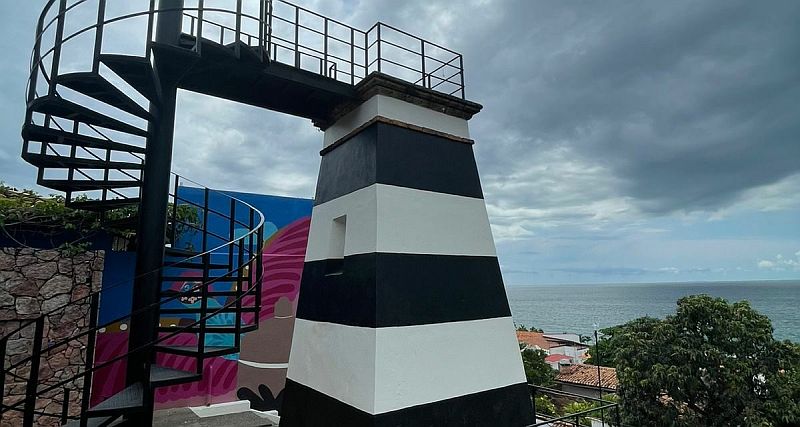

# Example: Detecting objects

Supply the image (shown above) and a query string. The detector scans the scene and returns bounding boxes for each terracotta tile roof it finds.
[516,331,554,350]
[545,354,572,363]
[556,364,618,391]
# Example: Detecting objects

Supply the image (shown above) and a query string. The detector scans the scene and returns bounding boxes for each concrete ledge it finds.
[189,400,252,418]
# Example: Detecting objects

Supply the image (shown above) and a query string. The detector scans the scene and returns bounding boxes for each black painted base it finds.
[280,379,535,427]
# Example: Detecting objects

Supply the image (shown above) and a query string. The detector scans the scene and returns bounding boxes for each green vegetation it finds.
[534,394,557,416]
[0,183,198,252]
[521,345,555,387]
[593,294,800,426]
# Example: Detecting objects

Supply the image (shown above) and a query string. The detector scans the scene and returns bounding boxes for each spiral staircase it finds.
[2,1,273,426]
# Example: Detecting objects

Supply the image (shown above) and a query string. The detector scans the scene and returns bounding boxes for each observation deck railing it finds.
[28,0,466,112]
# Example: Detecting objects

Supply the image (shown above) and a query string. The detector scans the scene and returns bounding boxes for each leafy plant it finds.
[534,394,557,416]
[521,347,556,387]
[0,183,199,252]
[610,295,800,426]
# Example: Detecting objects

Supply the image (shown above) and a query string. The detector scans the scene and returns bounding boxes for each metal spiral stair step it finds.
[164,247,202,258]
[29,95,149,137]
[168,260,231,269]
[159,306,258,314]
[99,54,161,103]
[63,415,119,427]
[153,344,239,358]
[161,275,248,283]
[150,365,201,387]
[85,382,144,417]
[159,289,253,298]
[58,72,154,121]
[38,178,141,192]
[22,124,147,154]
[22,152,143,170]
[157,324,258,334]
[67,197,141,211]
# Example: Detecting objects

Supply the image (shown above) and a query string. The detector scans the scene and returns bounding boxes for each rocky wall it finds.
[0,248,104,427]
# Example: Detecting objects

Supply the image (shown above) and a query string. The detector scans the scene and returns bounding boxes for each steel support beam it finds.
[126,1,183,424]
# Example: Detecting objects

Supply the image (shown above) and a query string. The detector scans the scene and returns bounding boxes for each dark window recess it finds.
[325,215,346,275]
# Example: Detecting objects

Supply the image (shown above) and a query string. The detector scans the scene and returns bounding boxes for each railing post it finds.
[293,6,300,68]
[195,0,204,55]
[350,28,355,85]
[376,23,381,73]
[228,199,236,272]
[266,0,273,62]
[235,0,242,57]
[79,293,100,427]
[255,224,263,315]
[25,1,49,116]
[198,188,210,363]
[420,40,426,88]
[0,337,7,424]
[170,175,180,247]
[614,406,621,427]
[23,317,45,427]
[92,0,106,73]
[363,32,368,75]
[258,0,265,61]
[459,55,465,99]
[60,388,70,425]
[48,0,68,97]
[323,18,328,77]
[531,386,537,421]
[146,0,156,61]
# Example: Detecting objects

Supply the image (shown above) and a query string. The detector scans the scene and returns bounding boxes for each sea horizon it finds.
[506,279,800,343]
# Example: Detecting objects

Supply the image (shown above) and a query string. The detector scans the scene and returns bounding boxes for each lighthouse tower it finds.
[281,74,535,426]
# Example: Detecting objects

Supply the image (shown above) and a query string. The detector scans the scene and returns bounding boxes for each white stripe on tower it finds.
[304,184,497,261]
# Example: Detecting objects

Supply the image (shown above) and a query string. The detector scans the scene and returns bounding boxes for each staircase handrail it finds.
[0,172,264,343]
[26,0,466,110]
[0,266,263,418]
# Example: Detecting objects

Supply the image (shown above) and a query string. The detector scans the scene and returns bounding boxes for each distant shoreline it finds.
[506,278,800,287]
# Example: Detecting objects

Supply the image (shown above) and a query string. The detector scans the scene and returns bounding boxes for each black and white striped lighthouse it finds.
[280,75,534,426]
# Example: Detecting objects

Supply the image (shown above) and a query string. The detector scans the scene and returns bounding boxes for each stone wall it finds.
[0,248,104,427]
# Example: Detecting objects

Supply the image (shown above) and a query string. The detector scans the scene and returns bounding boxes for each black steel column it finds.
[126,0,184,422]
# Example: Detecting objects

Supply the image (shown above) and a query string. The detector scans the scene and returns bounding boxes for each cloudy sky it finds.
[1,1,798,285]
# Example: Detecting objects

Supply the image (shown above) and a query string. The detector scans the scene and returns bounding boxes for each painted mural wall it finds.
[90,188,312,411]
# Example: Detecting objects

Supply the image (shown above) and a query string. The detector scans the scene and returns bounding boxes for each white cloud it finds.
[757,251,800,271]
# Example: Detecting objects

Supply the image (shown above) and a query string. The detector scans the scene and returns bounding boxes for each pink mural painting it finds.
[90,216,310,410]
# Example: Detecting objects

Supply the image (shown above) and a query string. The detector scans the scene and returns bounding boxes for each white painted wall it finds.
[286,319,378,413]
[373,316,526,414]
[323,94,471,148]
[287,317,527,415]
[305,184,496,262]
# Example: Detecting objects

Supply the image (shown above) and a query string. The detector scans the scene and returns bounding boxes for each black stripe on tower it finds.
[281,379,534,427]
[296,253,512,327]
[314,122,484,205]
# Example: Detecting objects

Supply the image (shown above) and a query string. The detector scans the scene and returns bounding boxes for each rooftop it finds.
[555,364,618,391]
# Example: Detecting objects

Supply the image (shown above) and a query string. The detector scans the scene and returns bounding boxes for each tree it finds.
[611,294,800,426]
[586,320,655,367]
[521,346,555,387]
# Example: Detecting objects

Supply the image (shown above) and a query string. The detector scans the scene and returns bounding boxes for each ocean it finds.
[506,280,800,343]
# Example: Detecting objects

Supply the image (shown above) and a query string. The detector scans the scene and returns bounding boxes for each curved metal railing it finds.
[26,0,466,111]
[0,173,266,425]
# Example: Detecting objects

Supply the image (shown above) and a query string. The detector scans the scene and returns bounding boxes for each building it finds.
[555,364,618,399]
[517,331,590,367]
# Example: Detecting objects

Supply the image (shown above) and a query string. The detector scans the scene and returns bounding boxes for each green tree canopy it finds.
[610,294,800,426]
[521,346,555,387]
